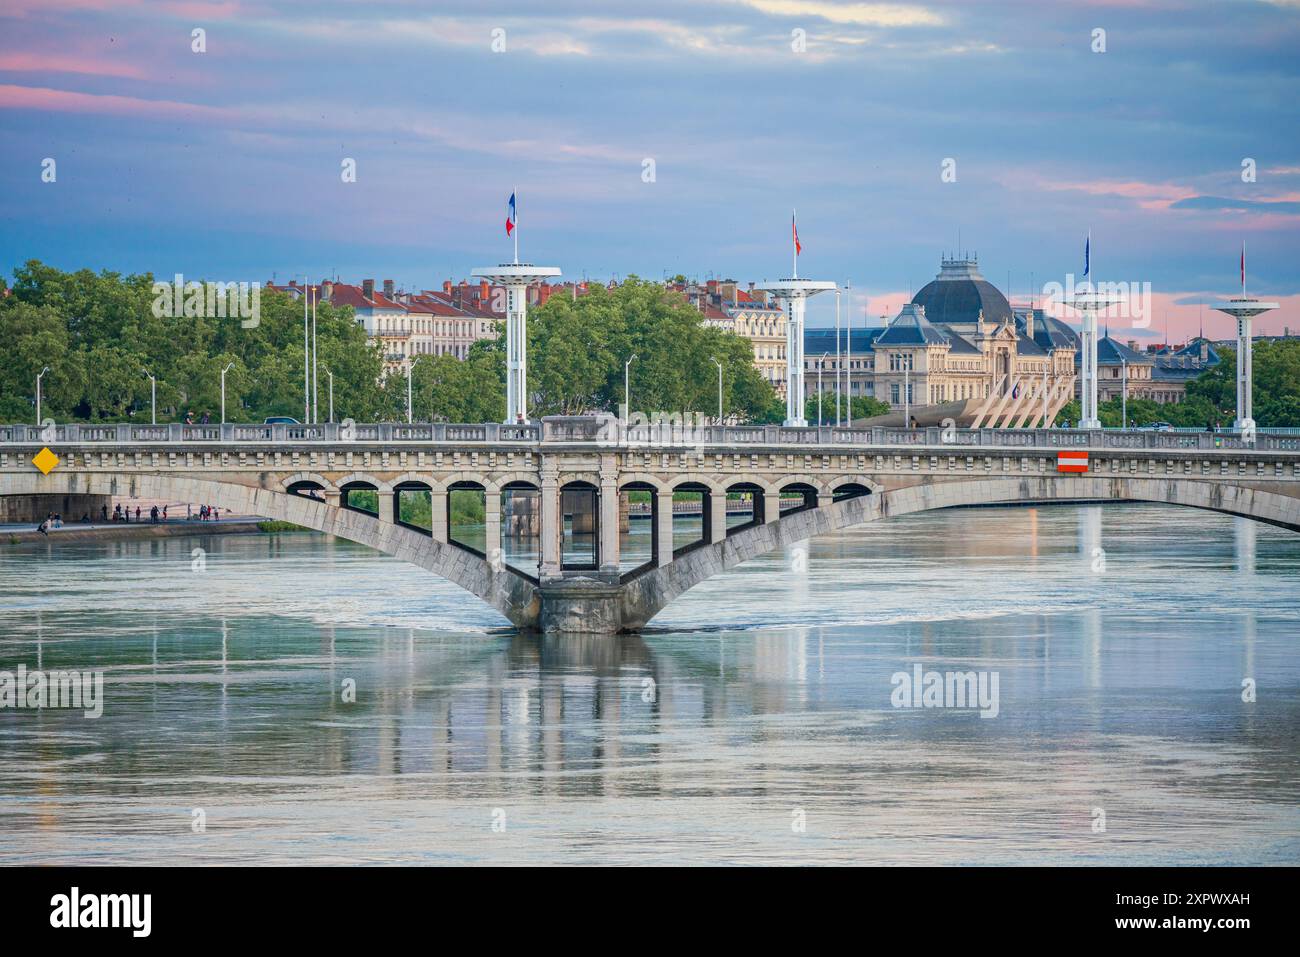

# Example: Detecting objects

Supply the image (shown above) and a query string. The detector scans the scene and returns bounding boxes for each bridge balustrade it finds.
[3,419,1300,452]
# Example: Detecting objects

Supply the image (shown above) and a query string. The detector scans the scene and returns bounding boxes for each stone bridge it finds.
[4,417,1300,633]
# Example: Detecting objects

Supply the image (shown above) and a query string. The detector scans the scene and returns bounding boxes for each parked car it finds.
[263,416,300,425]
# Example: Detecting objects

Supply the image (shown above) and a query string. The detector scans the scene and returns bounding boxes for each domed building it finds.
[911,257,1014,331]
[868,256,1078,424]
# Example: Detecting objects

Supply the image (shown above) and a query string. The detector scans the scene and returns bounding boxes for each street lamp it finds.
[710,357,723,423]
[406,357,413,424]
[1120,356,1128,430]
[817,352,829,426]
[220,362,234,424]
[903,355,911,428]
[326,368,334,424]
[624,354,638,422]
[35,366,49,426]
[834,288,842,426]
[143,369,157,425]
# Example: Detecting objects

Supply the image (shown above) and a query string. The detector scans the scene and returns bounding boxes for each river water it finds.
[1,503,1297,865]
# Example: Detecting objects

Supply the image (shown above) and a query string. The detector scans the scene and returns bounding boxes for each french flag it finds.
[792,212,801,256]
[506,192,516,237]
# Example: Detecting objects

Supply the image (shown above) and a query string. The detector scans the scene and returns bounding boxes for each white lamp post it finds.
[1213,247,1278,434]
[406,357,413,424]
[834,288,841,426]
[1120,357,1127,429]
[624,354,637,421]
[710,357,723,423]
[143,370,156,425]
[326,369,334,423]
[35,366,49,426]
[220,362,234,424]
[817,352,828,426]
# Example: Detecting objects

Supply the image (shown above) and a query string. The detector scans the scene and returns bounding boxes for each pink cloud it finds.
[0,52,147,80]
[0,83,233,121]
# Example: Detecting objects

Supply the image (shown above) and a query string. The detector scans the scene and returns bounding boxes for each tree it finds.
[525,277,778,421]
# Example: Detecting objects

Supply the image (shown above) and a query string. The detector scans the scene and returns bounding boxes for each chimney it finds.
[1024,308,1034,339]
[383,279,394,299]
[1127,340,1137,351]
[322,280,334,302]
[443,280,453,295]
[480,279,490,300]
[451,284,462,309]
[1200,340,1208,362]
[362,278,375,300]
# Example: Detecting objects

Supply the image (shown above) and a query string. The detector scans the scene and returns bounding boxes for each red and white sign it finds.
[1057,451,1089,473]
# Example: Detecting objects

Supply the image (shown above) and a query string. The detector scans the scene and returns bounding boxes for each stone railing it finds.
[1,419,1297,453]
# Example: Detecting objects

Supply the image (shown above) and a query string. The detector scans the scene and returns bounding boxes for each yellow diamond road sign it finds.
[32,447,59,475]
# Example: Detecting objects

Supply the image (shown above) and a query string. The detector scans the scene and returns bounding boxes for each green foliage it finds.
[525,278,779,420]
[800,392,892,425]
[1,260,385,423]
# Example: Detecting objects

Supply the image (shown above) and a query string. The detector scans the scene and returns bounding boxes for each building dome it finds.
[911,257,1012,328]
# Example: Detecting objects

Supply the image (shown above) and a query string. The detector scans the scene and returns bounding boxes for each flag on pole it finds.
[506,192,516,237]
[792,212,801,257]
[1083,232,1090,279]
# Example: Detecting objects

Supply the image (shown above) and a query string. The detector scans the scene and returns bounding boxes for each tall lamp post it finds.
[834,288,842,426]
[710,357,723,423]
[406,357,413,424]
[817,352,828,426]
[624,354,638,422]
[1119,357,1127,430]
[220,362,234,424]
[302,274,310,424]
[1214,245,1278,435]
[311,285,319,423]
[35,366,49,426]
[326,368,334,424]
[143,370,157,425]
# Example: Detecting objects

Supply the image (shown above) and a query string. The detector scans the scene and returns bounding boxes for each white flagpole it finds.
[792,208,798,279]
[513,186,519,265]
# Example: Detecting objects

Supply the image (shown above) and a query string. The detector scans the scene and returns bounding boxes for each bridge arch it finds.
[334,472,390,492]
[279,472,338,494]
[617,473,668,493]
[616,475,1300,630]
[1,471,536,628]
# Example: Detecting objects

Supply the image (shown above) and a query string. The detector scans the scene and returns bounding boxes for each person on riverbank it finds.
[150,505,159,523]
[37,518,48,536]
[135,506,141,522]
[101,503,109,523]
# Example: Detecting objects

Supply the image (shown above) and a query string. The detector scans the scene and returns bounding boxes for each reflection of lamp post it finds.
[220,362,234,424]
[35,366,49,426]
[624,354,638,422]
[143,370,156,425]
[710,357,723,423]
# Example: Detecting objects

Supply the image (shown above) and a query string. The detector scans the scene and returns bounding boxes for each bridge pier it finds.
[656,490,674,566]
[538,578,623,634]
[376,489,395,524]
[431,489,448,543]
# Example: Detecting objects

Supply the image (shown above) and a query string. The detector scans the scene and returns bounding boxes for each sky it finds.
[2,0,1299,341]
